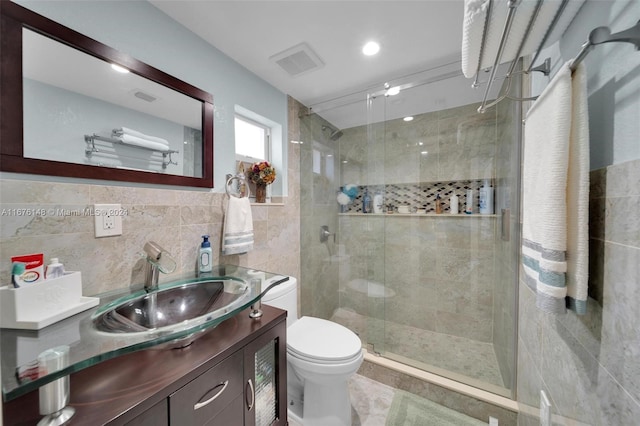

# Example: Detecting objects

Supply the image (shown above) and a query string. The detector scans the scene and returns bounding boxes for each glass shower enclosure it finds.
[299,65,522,398]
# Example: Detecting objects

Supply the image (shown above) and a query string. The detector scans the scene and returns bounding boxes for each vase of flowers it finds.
[248,161,276,203]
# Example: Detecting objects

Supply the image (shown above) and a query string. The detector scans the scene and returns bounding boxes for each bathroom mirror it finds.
[0,2,214,187]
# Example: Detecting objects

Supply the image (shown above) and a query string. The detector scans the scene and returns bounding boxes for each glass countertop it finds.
[1,265,288,401]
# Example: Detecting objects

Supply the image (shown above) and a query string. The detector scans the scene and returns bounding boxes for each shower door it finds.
[299,64,521,398]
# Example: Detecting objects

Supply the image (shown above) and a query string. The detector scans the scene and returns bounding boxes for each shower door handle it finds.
[320,225,335,243]
[501,208,510,241]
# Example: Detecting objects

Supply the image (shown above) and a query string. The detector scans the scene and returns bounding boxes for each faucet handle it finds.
[143,241,177,274]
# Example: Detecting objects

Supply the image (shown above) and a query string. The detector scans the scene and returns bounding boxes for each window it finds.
[235,115,270,163]
[233,105,285,199]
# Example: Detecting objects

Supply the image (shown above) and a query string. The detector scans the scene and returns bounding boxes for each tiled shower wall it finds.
[335,101,503,347]
[0,97,302,296]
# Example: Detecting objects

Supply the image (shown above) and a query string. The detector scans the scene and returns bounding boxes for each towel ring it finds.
[226,175,250,198]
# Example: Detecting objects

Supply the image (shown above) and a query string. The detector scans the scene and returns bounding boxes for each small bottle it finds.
[199,235,212,273]
[45,258,65,279]
[362,188,372,213]
[435,194,442,214]
[465,189,474,214]
[479,179,494,214]
[373,191,384,214]
[450,194,459,214]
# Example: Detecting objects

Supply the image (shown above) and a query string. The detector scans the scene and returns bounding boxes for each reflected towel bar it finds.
[84,134,179,169]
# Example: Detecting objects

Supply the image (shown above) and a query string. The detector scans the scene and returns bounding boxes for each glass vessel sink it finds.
[1,265,289,401]
[93,279,248,337]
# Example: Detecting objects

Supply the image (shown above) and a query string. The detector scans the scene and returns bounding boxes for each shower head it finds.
[322,125,344,141]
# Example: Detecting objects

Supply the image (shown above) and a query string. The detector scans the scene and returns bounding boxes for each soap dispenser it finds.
[199,235,212,273]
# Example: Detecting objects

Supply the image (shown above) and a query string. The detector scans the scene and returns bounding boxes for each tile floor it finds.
[331,308,505,389]
[288,374,486,425]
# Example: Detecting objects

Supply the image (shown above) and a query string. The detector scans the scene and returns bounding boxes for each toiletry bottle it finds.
[465,189,474,214]
[362,188,372,213]
[45,258,65,279]
[435,194,442,214]
[479,179,494,214]
[373,190,384,214]
[450,194,459,214]
[199,235,212,273]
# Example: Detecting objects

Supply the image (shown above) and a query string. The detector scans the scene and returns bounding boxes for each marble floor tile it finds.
[287,374,487,425]
[331,308,505,389]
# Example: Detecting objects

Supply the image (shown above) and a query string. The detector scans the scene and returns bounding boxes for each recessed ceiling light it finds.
[362,41,380,56]
[111,64,129,73]
[403,116,414,122]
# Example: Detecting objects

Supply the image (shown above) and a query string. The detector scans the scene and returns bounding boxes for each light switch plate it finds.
[94,204,123,237]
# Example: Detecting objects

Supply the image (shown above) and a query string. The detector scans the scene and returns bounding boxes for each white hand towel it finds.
[222,196,254,255]
[522,61,589,315]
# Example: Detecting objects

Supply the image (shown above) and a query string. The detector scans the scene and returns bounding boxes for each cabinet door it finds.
[125,400,168,426]
[243,321,287,426]
[169,351,243,425]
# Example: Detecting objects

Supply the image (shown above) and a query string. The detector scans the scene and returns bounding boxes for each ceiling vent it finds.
[270,42,324,77]
[134,90,157,102]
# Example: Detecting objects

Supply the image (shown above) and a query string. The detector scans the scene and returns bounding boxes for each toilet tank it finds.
[262,276,298,327]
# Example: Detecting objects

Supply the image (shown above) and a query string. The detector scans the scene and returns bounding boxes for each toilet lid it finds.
[287,316,362,362]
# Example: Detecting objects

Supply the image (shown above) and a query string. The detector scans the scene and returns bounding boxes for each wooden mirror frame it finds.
[0,2,214,188]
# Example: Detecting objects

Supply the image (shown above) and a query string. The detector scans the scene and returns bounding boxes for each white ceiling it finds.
[150,1,497,129]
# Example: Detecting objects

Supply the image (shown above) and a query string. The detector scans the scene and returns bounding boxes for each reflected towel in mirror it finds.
[113,127,170,148]
[116,133,171,152]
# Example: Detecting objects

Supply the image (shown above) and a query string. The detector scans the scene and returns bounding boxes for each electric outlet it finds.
[540,390,552,426]
[489,416,498,426]
[94,204,123,238]
[103,215,115,229]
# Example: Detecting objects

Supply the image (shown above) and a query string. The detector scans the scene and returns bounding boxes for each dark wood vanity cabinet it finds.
[3,306,287,426]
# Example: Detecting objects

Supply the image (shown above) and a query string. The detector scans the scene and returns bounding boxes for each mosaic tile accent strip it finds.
[343,180,492,214]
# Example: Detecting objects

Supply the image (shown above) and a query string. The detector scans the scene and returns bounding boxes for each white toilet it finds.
[262,276,363,426]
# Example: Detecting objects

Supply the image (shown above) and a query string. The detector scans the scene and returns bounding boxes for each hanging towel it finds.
[522,61,589,315]
[222,196,254,255]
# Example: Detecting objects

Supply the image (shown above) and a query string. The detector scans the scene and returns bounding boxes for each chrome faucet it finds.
[142,241,176,292]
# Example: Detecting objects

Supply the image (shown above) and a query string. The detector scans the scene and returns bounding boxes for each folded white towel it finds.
[117,134,172,152]
[461,0,586,78]
[522,61,589,314]
[113,127,170,148]
[222,196,254,255]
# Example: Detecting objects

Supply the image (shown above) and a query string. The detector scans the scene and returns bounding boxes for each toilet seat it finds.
[287,316,362,364]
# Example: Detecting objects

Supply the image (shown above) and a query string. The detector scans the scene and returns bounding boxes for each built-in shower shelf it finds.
[339,213,498,218]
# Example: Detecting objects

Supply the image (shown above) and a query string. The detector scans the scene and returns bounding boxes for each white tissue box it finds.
[0,271,99,330]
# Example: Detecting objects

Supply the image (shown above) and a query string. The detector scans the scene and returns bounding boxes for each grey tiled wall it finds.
[517,159,640,425]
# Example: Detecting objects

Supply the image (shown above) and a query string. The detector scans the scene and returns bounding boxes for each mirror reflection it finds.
[23,29,203,177]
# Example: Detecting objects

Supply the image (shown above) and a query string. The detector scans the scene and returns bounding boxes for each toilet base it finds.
[287,379,352,426]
